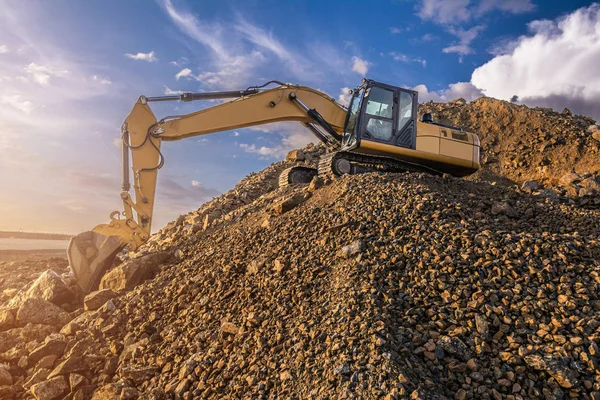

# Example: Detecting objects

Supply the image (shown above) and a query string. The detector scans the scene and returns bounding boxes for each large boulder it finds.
[30,376,69,400]
[28,339,67,365]
[26,270,74,305]
[16,298,72,328]
[7,270,74,310]
[99,252,171,292]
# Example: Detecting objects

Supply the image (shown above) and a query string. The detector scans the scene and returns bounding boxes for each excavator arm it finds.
[68,82,348,293]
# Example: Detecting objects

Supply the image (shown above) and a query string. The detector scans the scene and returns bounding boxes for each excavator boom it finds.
[68,82,348,293]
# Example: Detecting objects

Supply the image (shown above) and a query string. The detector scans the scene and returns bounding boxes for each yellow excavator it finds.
[68,79,480,293]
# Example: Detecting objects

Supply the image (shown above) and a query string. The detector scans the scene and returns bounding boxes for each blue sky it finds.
[1,0,598,233]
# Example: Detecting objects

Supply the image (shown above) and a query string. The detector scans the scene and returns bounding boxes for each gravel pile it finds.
[420,97,600,186]
[1,99,600,399]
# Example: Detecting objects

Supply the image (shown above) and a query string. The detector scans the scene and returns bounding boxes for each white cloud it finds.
[92,75,111,85]
[232,131,240,137]
[175,68,193,80]
[238,123,315,159]
[417,0,470,25]
[351,56,370,76]
[125,51,158,62]
[388,52,427,67]
[443,25,485,55]
[338,87,352,107]
[471,3,600,119]
[1,94,34,114]
[0,45,8,54]
[24,63,68,85]
[389,27,403,34]
[164,86,184,95]
[112,138,121,148]
[414,82,484,103]
[191,180,202,187]
[416,0,535,24]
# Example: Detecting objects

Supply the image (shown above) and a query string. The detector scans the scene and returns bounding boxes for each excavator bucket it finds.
[67,231,126,294]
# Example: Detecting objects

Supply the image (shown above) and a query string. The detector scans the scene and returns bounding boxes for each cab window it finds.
[365,86,394,141]
[398,91,413,132]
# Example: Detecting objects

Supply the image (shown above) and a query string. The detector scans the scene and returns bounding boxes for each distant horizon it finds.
[0,231,73,240]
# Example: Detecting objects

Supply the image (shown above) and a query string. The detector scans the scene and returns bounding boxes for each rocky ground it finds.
[1,100,600,400]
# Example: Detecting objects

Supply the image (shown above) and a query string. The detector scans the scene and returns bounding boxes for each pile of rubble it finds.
[420,97,600,202]
[1,99,600,399]
[1,166,599,399]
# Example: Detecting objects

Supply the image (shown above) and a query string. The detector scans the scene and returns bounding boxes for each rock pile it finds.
[1,99,600,399]
[420,98,600,188]
[2,164,600,399]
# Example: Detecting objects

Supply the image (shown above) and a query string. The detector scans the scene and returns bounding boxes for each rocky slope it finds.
[420,98,600,187]
[1,101,600,400]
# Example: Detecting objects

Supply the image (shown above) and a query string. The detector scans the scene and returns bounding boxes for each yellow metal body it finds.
[357,121,480,176]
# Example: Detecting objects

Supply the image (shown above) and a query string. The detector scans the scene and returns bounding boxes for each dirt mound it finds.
[3,165,600,399]
[2,101,600,399]
[420,98,600,186]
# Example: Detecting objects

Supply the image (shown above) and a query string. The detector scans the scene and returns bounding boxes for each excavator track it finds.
[278,166,318,188]
[318,151,444,179]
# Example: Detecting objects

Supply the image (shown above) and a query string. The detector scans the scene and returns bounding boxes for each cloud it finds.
[175,68,193,80]
[351,56,370,76]
[414,82,484,103]
[417,0,471,24]
[338,87,352,107]
[24,62,68,85]
[125,51,158,62]
[164,86,184,95]
[389,27,403,34]
[92,75,111,85]
[471,3,600,120]
[388,52,427,67]
[416,0,535,24]
[0,45,8,54]
[238,123,315,159]
[443,25,485,55]
[1,94,34,113]
[476,0,535,16]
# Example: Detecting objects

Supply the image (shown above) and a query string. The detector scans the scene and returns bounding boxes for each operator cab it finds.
[342,79,418,151]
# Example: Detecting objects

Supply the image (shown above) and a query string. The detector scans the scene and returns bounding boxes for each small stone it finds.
[220,322,238,335]
[339,239,366,258]
[286,149,305,161]
[0,309,15,331]
[273,193,308,214]
[308,176,323,192]
[0,366,12,386]
[334,363,351,376]
[491,201,517,218]
[455,389,466,400]
[84,289,117,311]
[69,373,86,390]
[521,180,543,192]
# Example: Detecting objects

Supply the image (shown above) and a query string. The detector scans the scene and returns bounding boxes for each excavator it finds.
[68,79,480,293]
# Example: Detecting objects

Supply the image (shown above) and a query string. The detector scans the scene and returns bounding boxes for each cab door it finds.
[359,83,416,150]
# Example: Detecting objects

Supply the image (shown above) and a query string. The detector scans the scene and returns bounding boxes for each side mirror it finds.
[421,113,433,123]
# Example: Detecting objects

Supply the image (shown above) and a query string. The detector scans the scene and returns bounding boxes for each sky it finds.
[1,0,599,234]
